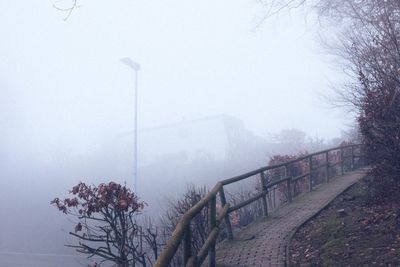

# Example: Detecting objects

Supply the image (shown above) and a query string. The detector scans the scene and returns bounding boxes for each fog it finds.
[1,1,352,266]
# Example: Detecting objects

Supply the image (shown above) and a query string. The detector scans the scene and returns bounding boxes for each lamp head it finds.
[120,57,140,71]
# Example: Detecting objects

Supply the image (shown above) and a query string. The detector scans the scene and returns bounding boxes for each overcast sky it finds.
[0,2,358,262]
[1,0,351,158]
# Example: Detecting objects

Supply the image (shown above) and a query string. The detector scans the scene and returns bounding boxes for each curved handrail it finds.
[153,144,364,267]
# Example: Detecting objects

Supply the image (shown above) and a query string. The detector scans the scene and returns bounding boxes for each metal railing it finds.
[154,144,364,267]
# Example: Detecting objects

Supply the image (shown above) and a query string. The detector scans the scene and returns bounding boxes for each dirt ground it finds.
[289,176,400,266]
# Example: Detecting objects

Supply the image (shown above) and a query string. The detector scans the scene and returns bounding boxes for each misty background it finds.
[0,0,352,266]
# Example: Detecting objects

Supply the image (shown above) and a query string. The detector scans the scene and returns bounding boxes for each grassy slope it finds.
[290,176,400,266]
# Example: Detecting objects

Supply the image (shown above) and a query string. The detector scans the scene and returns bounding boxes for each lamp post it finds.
[120,57,140,194]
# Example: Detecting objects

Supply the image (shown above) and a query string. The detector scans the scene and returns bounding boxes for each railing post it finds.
[259,172,269,217]
[183,224,192,266]
[351,145,355,170]
[325,151,329,182]
[272,186,276,209]
[308,156,313,191]
[219,187,233,240]
[284,165,292,202]
[287,177,292,202]
[208,196,216,267]
[361,145,366,166]
[340,147,344,175]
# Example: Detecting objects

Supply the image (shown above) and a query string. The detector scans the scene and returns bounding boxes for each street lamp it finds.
[120,57,140,194]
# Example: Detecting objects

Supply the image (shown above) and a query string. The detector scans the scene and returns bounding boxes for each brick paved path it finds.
[215,168,369,267]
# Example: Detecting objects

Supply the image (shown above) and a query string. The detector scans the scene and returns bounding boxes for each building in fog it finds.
[113,114,256,168]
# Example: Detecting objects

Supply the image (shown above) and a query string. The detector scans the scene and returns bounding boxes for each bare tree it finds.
[261,0,400,181]
[319,1,400,179]
[160,186,209,267]
[53,0,79,20]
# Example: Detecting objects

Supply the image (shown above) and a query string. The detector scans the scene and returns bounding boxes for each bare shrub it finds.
[51,182,159,267]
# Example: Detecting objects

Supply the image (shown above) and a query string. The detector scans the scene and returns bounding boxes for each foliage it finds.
[161,186,209,267]
[227,186,262,227]
[265,148,351,205]
[261,1,400,187]
[51,182,158,267]
[330,0,400,181]
[268,153,310,203]
[160,185,242,265]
